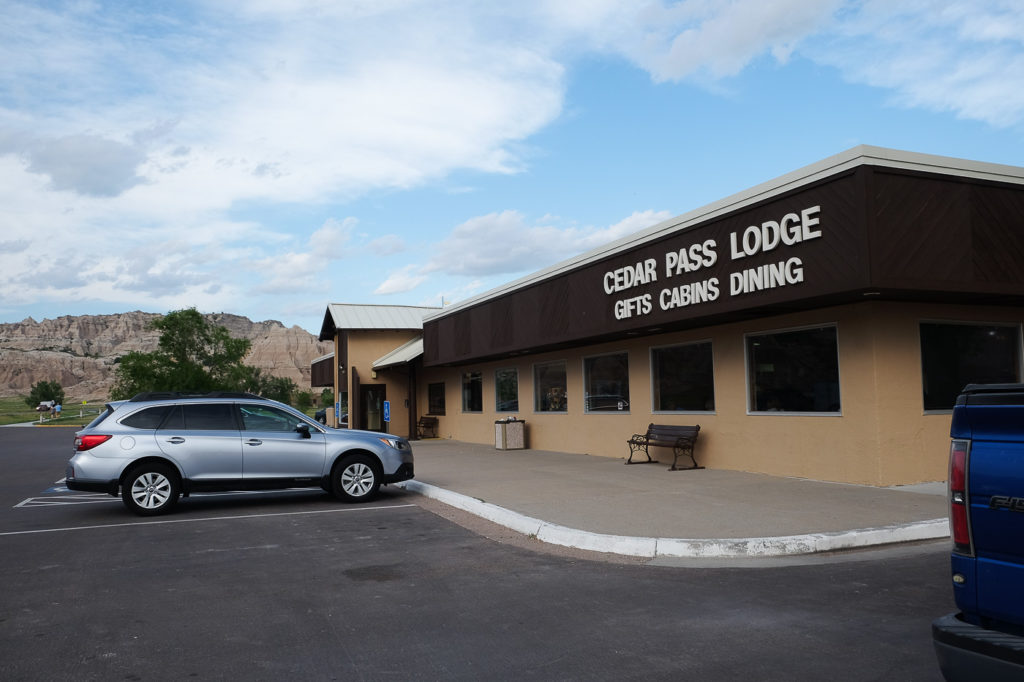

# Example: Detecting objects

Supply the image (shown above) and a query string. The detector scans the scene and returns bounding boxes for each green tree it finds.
[24,380,65,408]
[320,388,334,407]
[295,390,313,412]
[110,308,253,399]
[256,375,297,405]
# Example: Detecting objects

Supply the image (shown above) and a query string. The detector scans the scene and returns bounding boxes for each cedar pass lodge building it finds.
[315,146,1024,487]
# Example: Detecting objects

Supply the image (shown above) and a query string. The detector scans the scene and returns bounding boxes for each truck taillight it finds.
[949,439,972,555]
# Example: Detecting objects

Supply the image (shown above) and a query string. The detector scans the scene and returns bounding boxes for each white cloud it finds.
[1,0,1023,325]
[541,0,843,82]
[807,0,1024,127]
[374,265,428,295]
[309,218,357,260]
[423,209,672,278]
[371,208,671,298]
[0,132,147,197]
[251,218,358,294]
[367,235,407,256]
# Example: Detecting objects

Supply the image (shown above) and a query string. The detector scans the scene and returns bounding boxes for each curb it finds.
[397,480,950,559]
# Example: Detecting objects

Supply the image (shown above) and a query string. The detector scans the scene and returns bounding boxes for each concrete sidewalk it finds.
[397,439,949,559]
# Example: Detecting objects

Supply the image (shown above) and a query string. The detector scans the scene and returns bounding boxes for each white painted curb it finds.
[397,480,950,559]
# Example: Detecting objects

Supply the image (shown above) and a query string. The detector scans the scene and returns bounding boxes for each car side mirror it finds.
[295,423,312,439]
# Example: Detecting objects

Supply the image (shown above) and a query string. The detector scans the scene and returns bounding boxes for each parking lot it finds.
[1,426,950,681]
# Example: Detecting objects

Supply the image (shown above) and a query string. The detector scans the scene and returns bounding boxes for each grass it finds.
[0,396,103,427]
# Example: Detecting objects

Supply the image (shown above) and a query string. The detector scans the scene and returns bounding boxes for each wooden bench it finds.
[626,424,703,471]
[416,416,439,438]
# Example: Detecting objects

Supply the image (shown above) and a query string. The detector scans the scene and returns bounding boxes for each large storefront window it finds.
[428,382,445,415]
[534,361,567,413]
[652,342,715,412]
[584,353,629,412]
[462,372,482,412]
[920,322,1022,411]
[747,326,840,413]
[495,368,519,412]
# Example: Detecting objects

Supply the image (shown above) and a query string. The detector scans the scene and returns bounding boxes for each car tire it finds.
[332,454,381,502]
[122,463,180,516]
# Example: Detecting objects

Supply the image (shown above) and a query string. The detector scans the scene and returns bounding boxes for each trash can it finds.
[495,419,526,450]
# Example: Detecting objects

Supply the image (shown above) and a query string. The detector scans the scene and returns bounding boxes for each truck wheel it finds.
[332,454,381,502]
[122,463,180,516]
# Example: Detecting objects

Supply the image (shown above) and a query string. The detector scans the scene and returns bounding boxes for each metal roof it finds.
[373,337,424,370]
[424,145,1024,323]
[319,304,439,340]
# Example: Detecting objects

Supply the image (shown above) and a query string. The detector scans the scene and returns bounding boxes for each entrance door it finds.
[360,384,386,432]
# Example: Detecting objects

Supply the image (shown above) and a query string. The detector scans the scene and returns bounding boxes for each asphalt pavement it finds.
[399,438,950,560]
[4,422,950,560]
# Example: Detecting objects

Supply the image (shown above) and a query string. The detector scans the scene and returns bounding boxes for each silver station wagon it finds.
[65,392,414,515]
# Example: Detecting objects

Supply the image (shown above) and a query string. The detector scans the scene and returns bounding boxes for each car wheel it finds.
[122,463,180,516]
[332,454,381,502]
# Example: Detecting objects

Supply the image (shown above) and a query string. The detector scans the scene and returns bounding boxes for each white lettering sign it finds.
[729,205,821,260]
[603,258,658,294]
[605,205,822,321]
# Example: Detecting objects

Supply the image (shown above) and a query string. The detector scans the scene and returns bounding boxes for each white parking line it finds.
[17,486,328,508]
[0,503,418,537]
[15,494,114,507]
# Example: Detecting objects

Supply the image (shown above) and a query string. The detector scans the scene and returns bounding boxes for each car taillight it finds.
[949,439,972,555]
[74,434,112,451]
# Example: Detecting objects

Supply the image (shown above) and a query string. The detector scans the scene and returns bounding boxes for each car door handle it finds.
[166,437,185,444]
[245,439,262,446]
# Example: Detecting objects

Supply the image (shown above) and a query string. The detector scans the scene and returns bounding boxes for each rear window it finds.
[84,405,116,430]
[120,405,172,430]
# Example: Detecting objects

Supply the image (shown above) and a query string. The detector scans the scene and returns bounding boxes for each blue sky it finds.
[1,0,1023,335]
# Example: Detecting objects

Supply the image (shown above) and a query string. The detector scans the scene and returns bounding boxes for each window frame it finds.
[427,382,446,416]
[919,320,1024,414]
[582,351,631,414]
[650,339,716,414]
[177,403,239,430]
[533,360,568,414]
[495,367,519,413]
[461,371,483,413]
[120,405,173,430]
[744,323,842,416]
[239,404,301,432]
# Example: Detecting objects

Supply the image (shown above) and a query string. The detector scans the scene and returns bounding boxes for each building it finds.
[315,303,439,433]
[319,146,1024,486]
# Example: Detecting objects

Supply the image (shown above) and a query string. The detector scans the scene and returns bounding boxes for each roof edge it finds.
[424,145,1024,323]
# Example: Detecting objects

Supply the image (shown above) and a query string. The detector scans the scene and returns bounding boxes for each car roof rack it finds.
[128,392,264,402]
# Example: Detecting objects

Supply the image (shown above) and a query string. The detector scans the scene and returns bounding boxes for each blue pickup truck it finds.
[933,383,1024,681]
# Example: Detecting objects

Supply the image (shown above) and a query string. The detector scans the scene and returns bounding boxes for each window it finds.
[240,405,299,432]
[746,326,840,413]
[495,368,519,412]
[428,382,445,415]
[584,353,629,412]
[534,361,567,413]
[121,405,172,429]
[652,342,715,412]
[462,372,482,412]
[169,403,238,430]
[920,322,1022,411]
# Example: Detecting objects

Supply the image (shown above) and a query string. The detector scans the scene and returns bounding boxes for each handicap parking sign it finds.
[383,400,391,423]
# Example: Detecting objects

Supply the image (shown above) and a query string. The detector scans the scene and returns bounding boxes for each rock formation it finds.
[0,312,332,401]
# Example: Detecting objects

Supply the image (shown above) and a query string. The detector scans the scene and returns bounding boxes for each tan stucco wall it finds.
[417,301,1023,486]
[334,330,420,438]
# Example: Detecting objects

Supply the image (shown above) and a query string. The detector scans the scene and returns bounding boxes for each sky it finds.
[1,0,1023,336]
